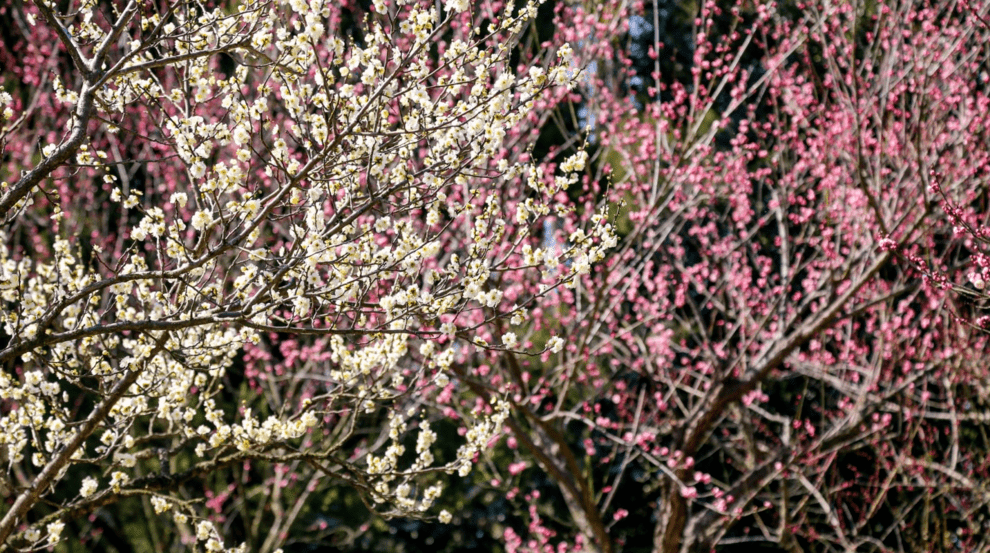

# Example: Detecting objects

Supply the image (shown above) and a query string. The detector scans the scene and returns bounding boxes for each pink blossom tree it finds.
[441,0,990,552]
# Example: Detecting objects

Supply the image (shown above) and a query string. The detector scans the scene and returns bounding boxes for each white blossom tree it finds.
[0,0,615,549]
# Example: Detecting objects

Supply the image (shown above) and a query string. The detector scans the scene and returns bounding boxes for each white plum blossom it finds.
[0,90,13,120]
[190,161,208,179]
[151,496,171,514]
[502,332,518,348]
[444,0,470,13]
[80,477,98,498]
[191,210,213,230]
[109,471,128,493]
[170,192,188,208]
[46,521,64,545]
[196,521,214,541]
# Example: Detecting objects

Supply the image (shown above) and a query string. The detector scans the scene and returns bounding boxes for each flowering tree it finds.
[0,0,618,549]
[6,0,990,551]
[437,0,990,552]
